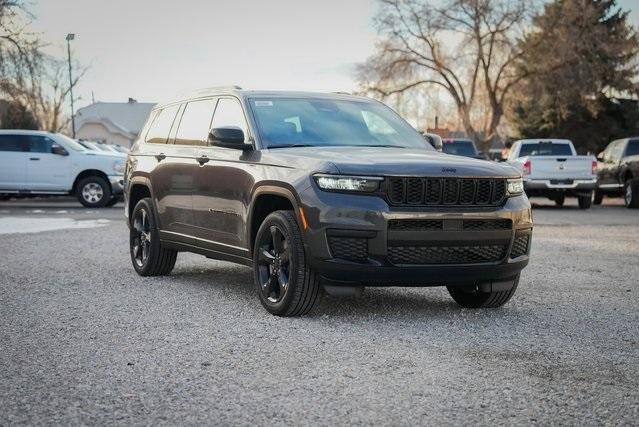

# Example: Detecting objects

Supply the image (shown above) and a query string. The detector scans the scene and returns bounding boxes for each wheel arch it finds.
[248,185,303,255]
[72,169,111,193]
[126,176,154,226]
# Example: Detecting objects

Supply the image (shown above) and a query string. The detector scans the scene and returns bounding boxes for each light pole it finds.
[66,33,76,138]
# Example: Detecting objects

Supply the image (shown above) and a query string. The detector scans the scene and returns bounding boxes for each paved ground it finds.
[1,197,638,425]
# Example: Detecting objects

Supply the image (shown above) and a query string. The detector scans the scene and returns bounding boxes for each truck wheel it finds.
[578,194,592,209]
[447,275,519,308]
[253,210,320,316]
[625,179,639,209]
[593,190,603,205]
[76,176,111,208]
[130,198,177,276]
[554,194,565,207]
[0,194,11,201]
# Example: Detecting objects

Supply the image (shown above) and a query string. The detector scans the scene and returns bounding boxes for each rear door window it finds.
[0,134,28,151]
[145,105,180,144]
[174,99,217,146]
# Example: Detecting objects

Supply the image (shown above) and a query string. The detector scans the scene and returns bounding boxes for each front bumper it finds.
[299,185,533,286]
[108,175,125,195]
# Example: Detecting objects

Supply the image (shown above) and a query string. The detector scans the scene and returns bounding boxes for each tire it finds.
[130,197,177,276]
[253,210,320,316]
[0,194,11,201]
[447,275,519,308]
[624,178,639,209]
[76,176,111,208]
[578,194,592,209]
[105,195,121,207]
[593,190,603,205]
[554,194,565,207]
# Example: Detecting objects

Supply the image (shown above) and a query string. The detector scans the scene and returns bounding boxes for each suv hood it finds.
[265,146,519,178]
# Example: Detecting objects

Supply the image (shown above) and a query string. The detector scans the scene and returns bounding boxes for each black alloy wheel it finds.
[257,225,292,304]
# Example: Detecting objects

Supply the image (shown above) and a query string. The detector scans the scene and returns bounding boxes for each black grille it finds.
[463,219,512,231]
[387,177,506,206]
[388,245,507,265]
[388,219,443,231]
[388,218,511,232]
[510,234,530,258]
[329,237,368,261]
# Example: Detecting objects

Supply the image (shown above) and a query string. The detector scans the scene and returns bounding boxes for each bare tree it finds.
[358,0,534,151]
[3,51,87,132]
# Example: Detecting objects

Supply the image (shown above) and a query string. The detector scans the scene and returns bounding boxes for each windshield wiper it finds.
[348,144,407,149]
[267,144,316,149]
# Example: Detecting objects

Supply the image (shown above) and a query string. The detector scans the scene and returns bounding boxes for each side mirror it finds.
[208,127,250,150]
[51,143,69,156]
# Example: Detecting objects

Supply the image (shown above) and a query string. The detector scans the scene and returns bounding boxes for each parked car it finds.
[421,132,443,151]
[442,138,486,159]
[125,88,532,316]
[0,130,125,207]
[507,139,597,209]
[594,137,639,208]
[78,140,127,157]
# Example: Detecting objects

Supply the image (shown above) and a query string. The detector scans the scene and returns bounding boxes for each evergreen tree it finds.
[511,0,639,154]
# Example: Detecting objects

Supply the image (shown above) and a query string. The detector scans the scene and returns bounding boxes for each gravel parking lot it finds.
[1,197,638,425]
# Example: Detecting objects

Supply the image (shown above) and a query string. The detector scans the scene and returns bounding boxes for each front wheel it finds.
[447,275,519,308]
[253,210,320,316]
[130,197,177,276]
[625,179,639,209]
[578,194,592,209]
[76,176,111,208]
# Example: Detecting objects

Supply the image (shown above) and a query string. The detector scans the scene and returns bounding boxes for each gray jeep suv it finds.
[124,88,532,316]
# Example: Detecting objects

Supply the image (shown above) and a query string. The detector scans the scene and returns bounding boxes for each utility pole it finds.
[66,33,76,138]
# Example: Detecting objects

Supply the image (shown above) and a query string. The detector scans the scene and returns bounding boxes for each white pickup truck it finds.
[508,139,597,209]
[0,130,126,207]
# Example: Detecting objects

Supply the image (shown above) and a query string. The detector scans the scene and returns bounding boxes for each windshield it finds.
[442,140,477,157]
[520,142,573,156]
[249,97,431,150]
[55,134,87,151]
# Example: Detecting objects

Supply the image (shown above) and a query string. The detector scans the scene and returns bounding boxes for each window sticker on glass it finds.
[255,100,273,107]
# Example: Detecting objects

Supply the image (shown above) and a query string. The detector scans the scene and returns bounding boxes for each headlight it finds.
[507,178,524,196]
[112,161,125,174]
[313,174,382,192]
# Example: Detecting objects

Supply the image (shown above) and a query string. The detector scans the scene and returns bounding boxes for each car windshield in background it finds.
[249,98,430,150]
[442,140,477,157]
[519,142,573,156]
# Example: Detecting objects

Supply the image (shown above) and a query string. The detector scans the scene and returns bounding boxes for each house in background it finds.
[74,98,155,147]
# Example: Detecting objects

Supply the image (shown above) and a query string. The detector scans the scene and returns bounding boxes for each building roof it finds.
[75,101,156,137]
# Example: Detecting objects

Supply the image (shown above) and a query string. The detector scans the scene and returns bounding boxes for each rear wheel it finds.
[253,210,320,316]
[76,176,111,208]
[625,179,639,209]
[130,197,177,276]
[578,194,592,209]
[554,194,565,207]
[447,275,519,308]
[593,190,604,205]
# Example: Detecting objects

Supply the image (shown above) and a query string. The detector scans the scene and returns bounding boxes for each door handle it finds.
[29,157,40,161]
[155,153,166,161]
[196,155,210,166]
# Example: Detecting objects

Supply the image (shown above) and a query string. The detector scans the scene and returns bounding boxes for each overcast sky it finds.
[31,0,638,109]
